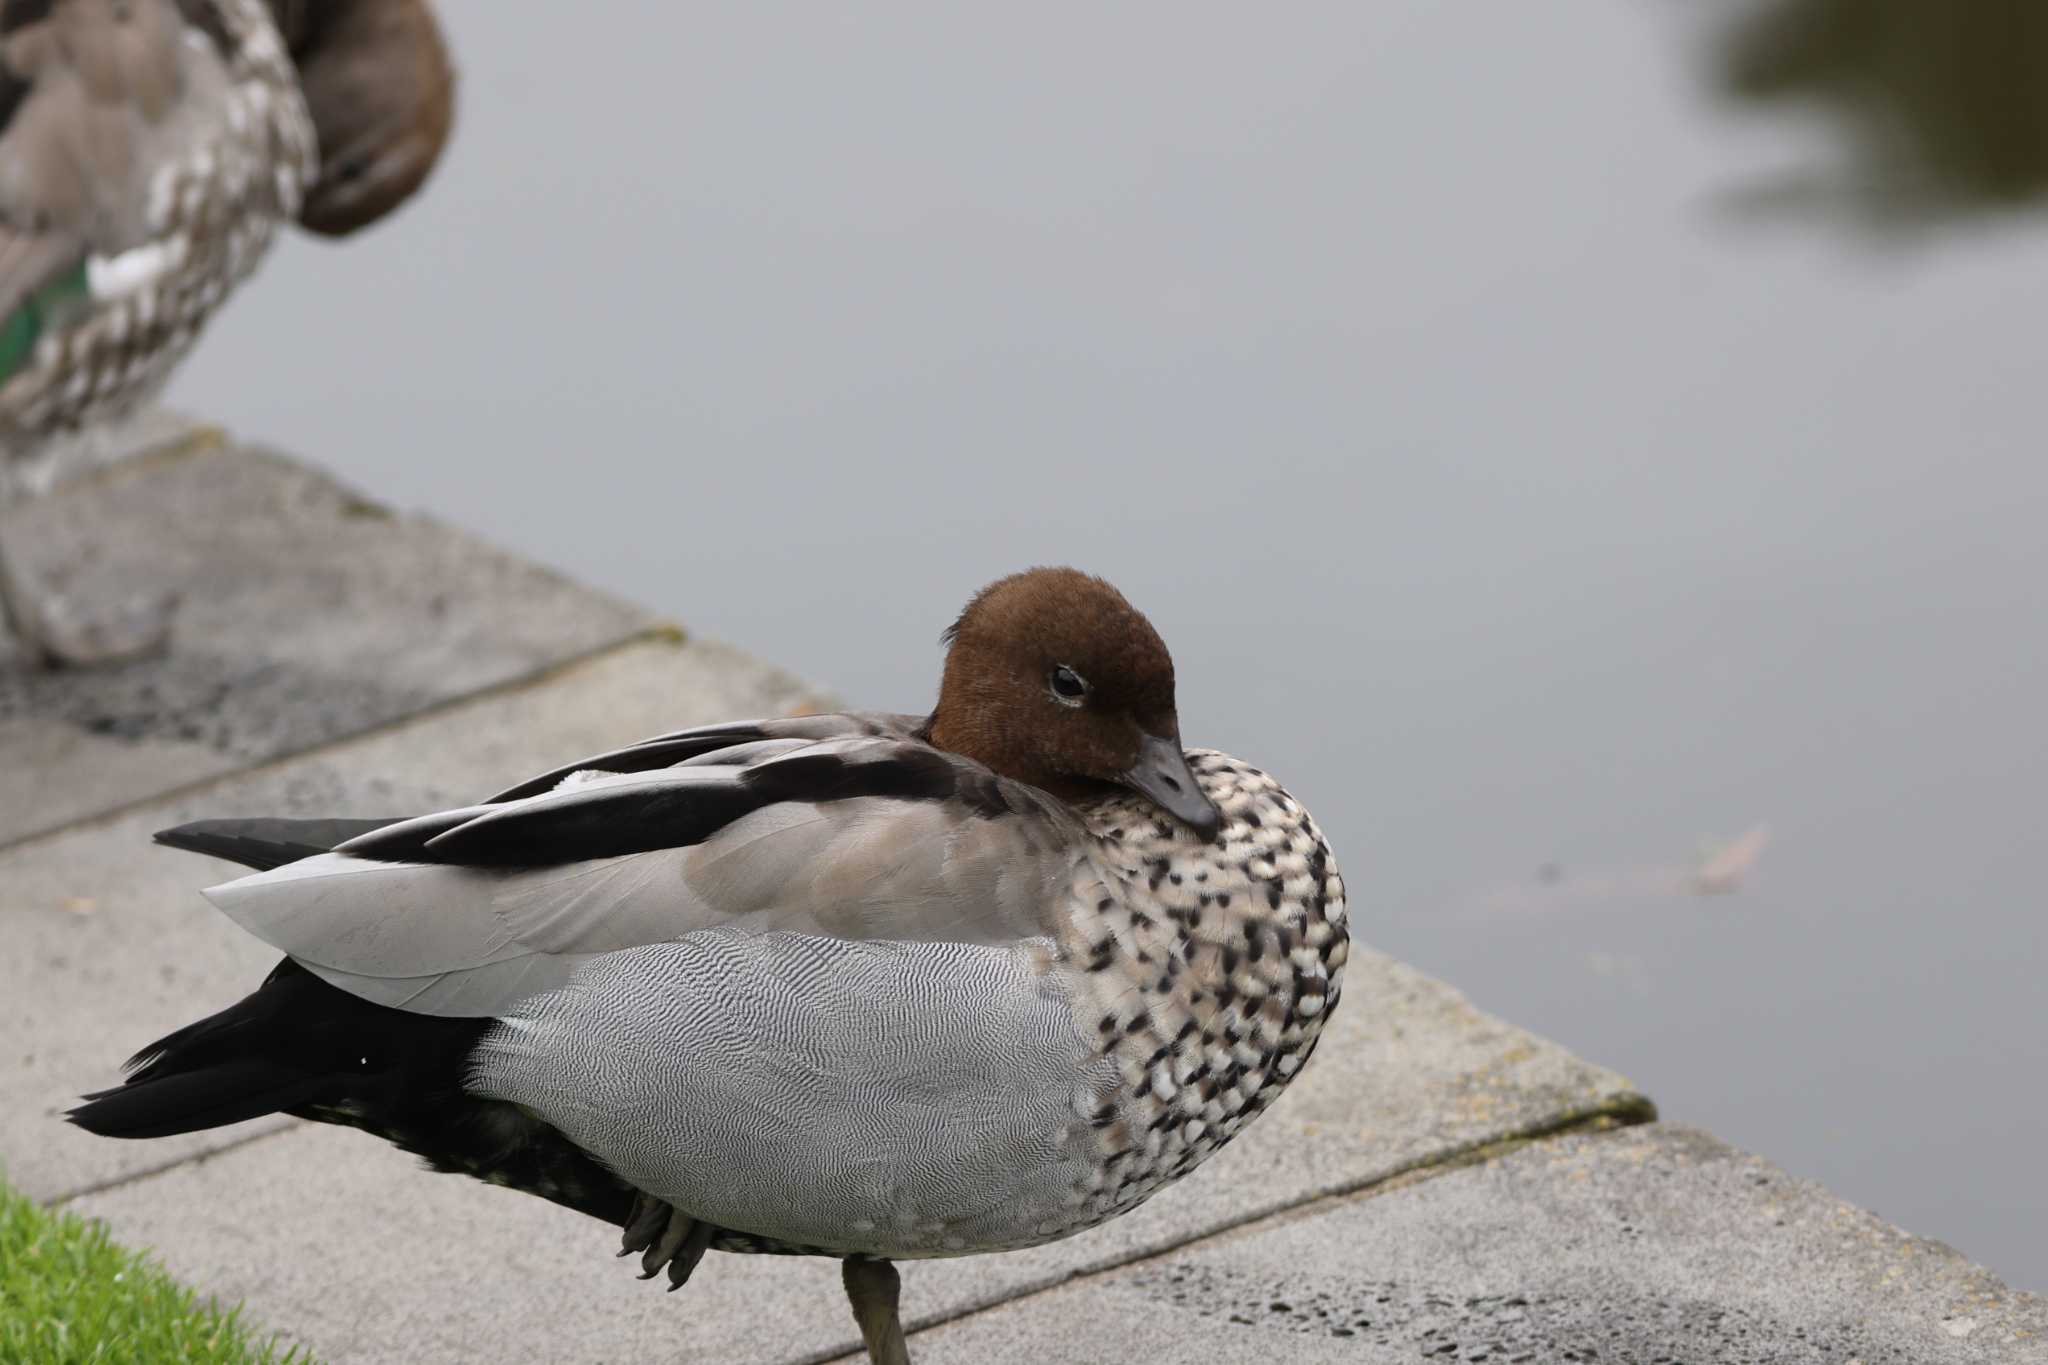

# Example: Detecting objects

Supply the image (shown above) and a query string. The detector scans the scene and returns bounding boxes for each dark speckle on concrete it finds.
[1131,1264,1929,1363]
[0,652,435,762]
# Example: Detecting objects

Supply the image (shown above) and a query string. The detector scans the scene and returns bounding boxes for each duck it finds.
[71,567,1349,1365]
[0,0,453,667]
[268,0,454,237]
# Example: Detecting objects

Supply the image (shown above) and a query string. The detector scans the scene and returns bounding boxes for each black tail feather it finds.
[153,817,410,871]
[69,960,636,1226]
[72,1062,335,1139]
[70,959,380,1137]
[119,959,296,1078]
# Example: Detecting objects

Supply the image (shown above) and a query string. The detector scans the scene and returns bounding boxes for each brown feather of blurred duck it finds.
[272,0,454,235]
[0,0,450,667]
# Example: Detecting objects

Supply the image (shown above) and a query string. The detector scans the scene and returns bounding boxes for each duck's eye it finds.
[1048,665,1090,707]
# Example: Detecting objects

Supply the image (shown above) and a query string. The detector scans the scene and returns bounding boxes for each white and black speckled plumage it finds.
[1047,751,1347,1239]
[0,0,315,456]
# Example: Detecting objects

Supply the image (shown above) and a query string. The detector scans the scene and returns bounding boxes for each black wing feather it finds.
[412,742,1009,869]
[154,817,408,871]
[480,713,929,804]
[483,723,776,803]
[422,771,780,867]
[158,716,974,872]
[329,805,501,863]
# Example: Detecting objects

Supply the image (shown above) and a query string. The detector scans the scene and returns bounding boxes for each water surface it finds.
[175,0,2047,1288]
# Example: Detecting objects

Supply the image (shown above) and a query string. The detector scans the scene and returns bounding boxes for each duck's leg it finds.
[0,524,176,668]
[842,1258,911,1365]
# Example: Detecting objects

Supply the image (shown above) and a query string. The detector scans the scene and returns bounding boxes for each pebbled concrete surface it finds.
[909,1124,2048,1364]
[0,419,651,845]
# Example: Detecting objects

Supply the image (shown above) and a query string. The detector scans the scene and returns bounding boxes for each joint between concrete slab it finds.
[46,1120,301,1210]
[19,410,227,502]
[799,1094,1657,1365]
[0,627,684,857]
[1178,1102,1658,1254]
[46,423,228,495]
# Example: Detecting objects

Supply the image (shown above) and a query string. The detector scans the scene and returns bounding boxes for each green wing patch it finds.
[0,259,90,386]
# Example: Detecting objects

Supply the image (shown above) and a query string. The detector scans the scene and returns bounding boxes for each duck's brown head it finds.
[927,567,1222,839]
[278,0,455,236]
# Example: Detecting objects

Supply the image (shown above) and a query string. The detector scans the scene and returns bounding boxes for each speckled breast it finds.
[1041,748,1349,1239]
[696,749,1347,1262]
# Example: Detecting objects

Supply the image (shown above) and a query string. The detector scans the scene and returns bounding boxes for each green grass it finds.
[0,1179,309,1365]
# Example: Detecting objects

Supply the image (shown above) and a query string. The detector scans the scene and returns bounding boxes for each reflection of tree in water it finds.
[1719,0,2048,222]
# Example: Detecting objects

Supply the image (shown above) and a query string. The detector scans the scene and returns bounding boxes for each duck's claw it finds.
[619,1191,713,1292]
[618,1190,669,1258]
[639,1205,690,1279]
[664,1221,713,1292]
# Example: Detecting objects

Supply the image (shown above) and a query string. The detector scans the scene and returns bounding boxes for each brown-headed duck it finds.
[72,567,1348,1364]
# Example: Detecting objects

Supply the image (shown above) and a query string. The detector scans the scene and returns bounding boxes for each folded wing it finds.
[198,718,1073,1017]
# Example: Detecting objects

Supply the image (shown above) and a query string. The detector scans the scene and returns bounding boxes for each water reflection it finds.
[1716,0,2048,222]
[1460,825,1770,918]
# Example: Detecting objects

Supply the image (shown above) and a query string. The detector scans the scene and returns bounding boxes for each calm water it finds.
[176,1,2045,1288]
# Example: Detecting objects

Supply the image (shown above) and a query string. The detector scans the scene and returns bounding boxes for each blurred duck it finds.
[0,0,452,667]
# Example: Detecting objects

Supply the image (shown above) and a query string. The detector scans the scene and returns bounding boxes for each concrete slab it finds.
[910,1123,2048,1364]
[60,946,1649,1365]
[0,428,653,845]
[1,637,825,1205]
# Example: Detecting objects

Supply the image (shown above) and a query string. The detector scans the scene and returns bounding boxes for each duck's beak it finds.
[1122,733,1223,840]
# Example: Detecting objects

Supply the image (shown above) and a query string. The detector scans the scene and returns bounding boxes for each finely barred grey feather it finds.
[471,930,1119,1258]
